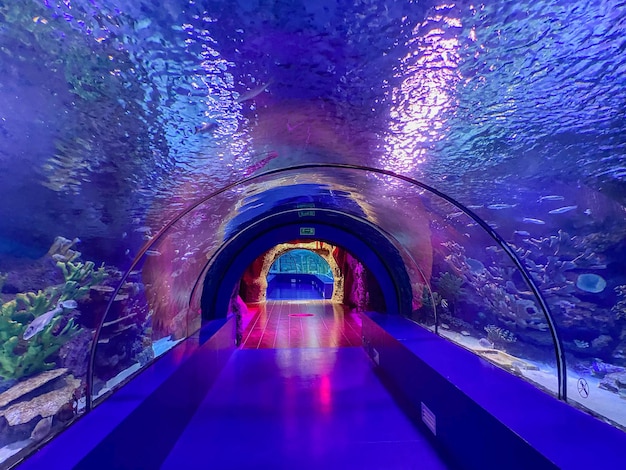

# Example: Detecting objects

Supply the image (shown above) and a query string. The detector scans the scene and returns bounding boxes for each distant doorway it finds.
[266,249,334,300]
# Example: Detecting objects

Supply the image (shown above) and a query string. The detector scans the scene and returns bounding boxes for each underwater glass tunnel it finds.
[1,0,626,468]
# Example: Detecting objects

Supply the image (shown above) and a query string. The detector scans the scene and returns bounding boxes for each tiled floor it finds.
[241,300,362,349]
[162,347,448,470]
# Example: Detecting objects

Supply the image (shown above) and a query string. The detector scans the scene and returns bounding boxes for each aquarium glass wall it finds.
[2,0,626,466]
[269,250,332,277]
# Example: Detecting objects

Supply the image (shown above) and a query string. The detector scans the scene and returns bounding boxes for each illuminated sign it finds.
[299,227,315,236]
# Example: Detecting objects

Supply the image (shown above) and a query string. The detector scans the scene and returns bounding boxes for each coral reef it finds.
[434,271,464,303]
[57,260,107,301]
[0,242,109,380]
[46,237,81,263]
[612,285,626,321]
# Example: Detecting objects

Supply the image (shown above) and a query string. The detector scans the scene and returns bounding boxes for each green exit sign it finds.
[300,227,315,236]
[298,210,315,217]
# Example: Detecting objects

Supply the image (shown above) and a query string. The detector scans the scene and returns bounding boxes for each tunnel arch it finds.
[260,242,343,303]
[90,162,566,409]
[199,210,411,322]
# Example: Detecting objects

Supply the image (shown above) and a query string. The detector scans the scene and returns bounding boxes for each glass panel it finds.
[270,249,332,276]
[461,183,626,430]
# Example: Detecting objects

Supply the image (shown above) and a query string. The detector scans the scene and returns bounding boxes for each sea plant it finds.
[57,260,107,301]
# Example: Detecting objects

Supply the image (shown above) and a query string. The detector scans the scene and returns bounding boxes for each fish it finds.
[514,230,531,236]
[242,151,279,177]
[236,78,273,103]
[145,250,162,256]
[134,226,152,233]
[548,205,578,214]
[60,300,78,309]
[584,209,592,215]
[30,416,53,442]
[487,203,517,210]
[440,299,448,308]
[522,217,546,225]
[538,195,565,202]
[23,300,77,340]
[194,121,218,134]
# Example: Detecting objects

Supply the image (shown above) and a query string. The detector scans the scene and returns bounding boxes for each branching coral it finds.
[0,316,78,379]
[0,257,107,380]
[47,236,81,263]
[57,260,107,301]
[0,294,79,379]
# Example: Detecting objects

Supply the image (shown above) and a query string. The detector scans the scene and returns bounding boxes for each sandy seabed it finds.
[442,329,626,430]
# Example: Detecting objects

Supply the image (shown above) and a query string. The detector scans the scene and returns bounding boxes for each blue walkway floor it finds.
[162,347,447,469]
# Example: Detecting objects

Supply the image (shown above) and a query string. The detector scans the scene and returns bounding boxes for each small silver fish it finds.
[441,299,448,308]
[236,78,273,103]
[523,217,546,225]
[514,230,531,236]
[60,300,78,309]
[23,300,77,340]
[487,203,517,210]
[194,121,218,134]
[145,250,162,256]
[584,208,592,215]
[538,195,565,202]
[548,205,577,214]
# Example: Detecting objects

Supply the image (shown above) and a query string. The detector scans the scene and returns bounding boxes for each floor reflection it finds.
[241,300,362,349]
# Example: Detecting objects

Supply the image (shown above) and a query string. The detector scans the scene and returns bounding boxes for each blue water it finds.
[1,0,623,258]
